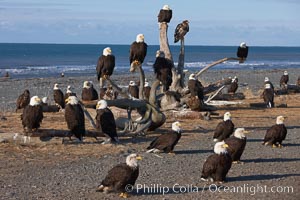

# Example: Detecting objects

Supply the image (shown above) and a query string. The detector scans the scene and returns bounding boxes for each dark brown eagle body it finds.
[262,87,275,108]
[224,136,247,162]
[95,107,118,142]
[21,104,43,132]
[54,88,65,109]
[158,8,172,23]
[263,124,287,146]
[128,83,139,99]
[237,46,249,59]
[153,55,173,91]
[227,79,238,94]
[213,120,235,141]
[81,81,98,101]
[65,101,85,141]
[174,20,189,43]
[147,131,181,153]
[188,79,204,101]
[96,54,115,81]
[280,75,289,87]
[143,85,151,101]
[16,89,30,111]
[100,164,139,193]
[201,152,232,182]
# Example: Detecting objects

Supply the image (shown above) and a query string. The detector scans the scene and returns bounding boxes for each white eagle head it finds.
[234,128,249,139]
[189,73,196,80]
[162,5,170,10]
[103,47,112,56]
[65,96,79,105]
[83,81,91,89]
[136,34,145,43]
[240,42,247,48]
[29,96,42,106]
[264,77,269,82]
[223,112,231,121]
[284,71,288,75]
[144,81,150,87]
[96,100,108,110]
[172,121,182,133]
[126,153,142,168]
[156,50,165,58]
[214,141,229,154]
[53,83,59,90]
[276,116,285,125]
[42,97,48,104]
[66,85,72,93]
[129,81,136,86]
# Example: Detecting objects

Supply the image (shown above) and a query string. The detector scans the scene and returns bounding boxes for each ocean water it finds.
[0,43,300,79]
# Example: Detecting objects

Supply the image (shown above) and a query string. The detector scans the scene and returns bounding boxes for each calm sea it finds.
[0,43,299,79]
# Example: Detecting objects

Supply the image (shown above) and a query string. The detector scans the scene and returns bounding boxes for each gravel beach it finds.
[0,68,299,199]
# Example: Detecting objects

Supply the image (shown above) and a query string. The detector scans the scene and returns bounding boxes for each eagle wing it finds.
[213,122,225,139]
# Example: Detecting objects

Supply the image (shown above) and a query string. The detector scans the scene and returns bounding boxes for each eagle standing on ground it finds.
[174,20,189,43]
[53,83,65,109]
[280,71,289,88]
[153,50,173,91]
[96,47,115,88]
[262,83,275,108]
[16,89,30,112]
[81,81,98,101]
[201,141,232,183]
[158,5,172,23]
[263,116,287,148]
[146,121,182,154]
[21,96,43,143]
[224,128,249,164]
[97,154,142,198]
[227,76,239,94]
[129,34,147,69]
[128,81,139,99]
[95,100,119,144]
[237,42,249,63]
[213,112,235,142]
[64,85,76,100]
[64,96,85,142]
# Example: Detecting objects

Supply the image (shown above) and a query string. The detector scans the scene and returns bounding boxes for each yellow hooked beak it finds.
[136,155,142,160]
[222,144,229,148]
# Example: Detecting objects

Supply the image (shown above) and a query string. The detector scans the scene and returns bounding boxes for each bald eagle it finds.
[263,116,287,148]
[128,81,139,99]
[96,47,115,88]
[262,83,275,108]
[97,154,142,198]
[146,121,182,154]
[95,100,119,144]
[227,76,238,94]
[264,77,274,90]
[237,42,248,63]
[201,141,232,183]
[21,96,43,143]
[64,96,85,142]
[188,73,204,101]
[213,112,235,142]
[81,81,98,101]
[174,20,189,43]
[153,50,173,91]
[143,81,151,101]
[53,83,65,109]
[64,85,77,101]
[129,34,147,69]
[16,89,30,112]
[280,71,289,88]
[158,5,172,23]
[224,128,249,164]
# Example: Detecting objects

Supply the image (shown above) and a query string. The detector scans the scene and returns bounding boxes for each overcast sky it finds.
[0,0,299,46]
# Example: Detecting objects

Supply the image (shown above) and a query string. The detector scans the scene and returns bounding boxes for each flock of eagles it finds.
[14,4,295,198]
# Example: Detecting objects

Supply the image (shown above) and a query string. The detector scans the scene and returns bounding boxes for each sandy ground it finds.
[0,69,299,199]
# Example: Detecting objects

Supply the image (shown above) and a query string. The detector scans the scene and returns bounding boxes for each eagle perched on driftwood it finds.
[174,20,189,43]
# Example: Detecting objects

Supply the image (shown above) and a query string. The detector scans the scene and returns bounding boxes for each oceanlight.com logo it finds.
[125,183,294,195]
